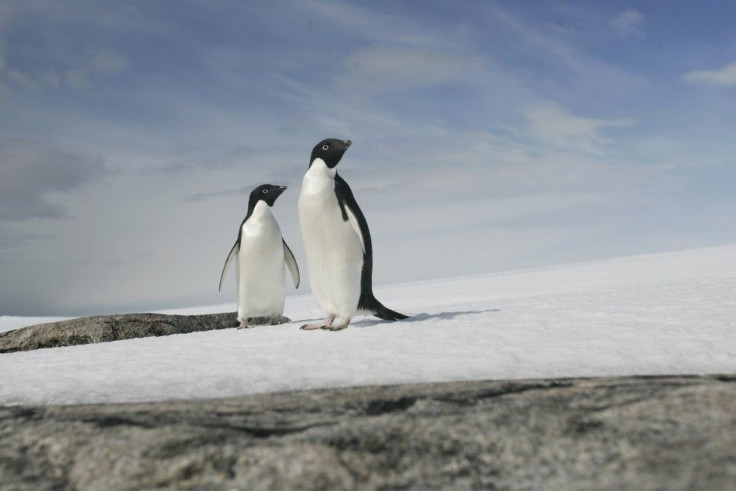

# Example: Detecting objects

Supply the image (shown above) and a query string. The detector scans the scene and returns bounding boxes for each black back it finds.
[334,174,374,301]
[334,174,407,320]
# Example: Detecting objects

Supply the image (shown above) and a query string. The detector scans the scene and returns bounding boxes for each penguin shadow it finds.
[350,309,501,328]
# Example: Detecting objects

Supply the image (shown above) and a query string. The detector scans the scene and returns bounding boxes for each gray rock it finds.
[1,375,735,490]
[0,312,237,353]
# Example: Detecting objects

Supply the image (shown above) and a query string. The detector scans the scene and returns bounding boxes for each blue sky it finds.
[1,0,735,315]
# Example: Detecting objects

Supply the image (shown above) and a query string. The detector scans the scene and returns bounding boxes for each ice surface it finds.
[1,245,734,406]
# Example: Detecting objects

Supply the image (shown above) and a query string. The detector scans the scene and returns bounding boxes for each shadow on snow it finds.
[350,309,501,328]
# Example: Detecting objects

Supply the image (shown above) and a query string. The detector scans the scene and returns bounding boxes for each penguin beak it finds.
[279,186,287,191]
[342,140,352,148]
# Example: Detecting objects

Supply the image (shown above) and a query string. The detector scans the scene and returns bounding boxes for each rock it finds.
[0,312,237,353]
[1,375,735,490]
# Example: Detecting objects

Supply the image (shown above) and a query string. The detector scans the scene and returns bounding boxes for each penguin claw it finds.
[301,315,340,331]
[300,323,325,330]
[322,325,348,331]
[322,320,350,331]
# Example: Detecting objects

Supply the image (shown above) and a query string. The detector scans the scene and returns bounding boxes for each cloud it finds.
[184,185,252,203]
[488,5,643,96]
[524,101,634,153]
[1,13,128,93]
[302,0,458,49]
[682,61,736,88]
[0,36,6,72]
[610,9,645,37]
[0,228,54,250]
[153,145,299,176]
[0,137,108,223]
[336,45,486,94]
[88,50,129,74]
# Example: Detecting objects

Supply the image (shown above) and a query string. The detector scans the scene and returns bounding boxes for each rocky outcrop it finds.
[0,312,237,353]
[1,375,735,490]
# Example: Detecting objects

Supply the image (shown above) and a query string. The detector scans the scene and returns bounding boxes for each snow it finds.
[1,244,734,406]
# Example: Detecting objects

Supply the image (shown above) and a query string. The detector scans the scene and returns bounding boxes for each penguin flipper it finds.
[344,206,365,254]
[218,241,239,292]
[283,239,300,288]
[334,174,371,255]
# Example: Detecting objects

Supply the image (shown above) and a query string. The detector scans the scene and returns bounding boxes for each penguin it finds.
[298,138,407,331]
[219,184,300,328]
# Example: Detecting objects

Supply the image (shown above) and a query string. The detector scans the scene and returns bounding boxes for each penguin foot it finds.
[236,320,252,329]
[300,322,328,330]
[269,316,291,325]
[300,315,336,331]
[322,319,350,331]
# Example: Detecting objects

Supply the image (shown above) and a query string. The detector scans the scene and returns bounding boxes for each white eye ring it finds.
[322,144,329,150]
[262,189,269,194]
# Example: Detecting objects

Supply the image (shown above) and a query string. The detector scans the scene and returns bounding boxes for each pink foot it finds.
[300,323,328,330]
[322,319,350,331]
[300,315,335,331]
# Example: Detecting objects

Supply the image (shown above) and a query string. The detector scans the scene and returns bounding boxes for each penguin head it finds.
[310,138,352,169]
[250,184,287,207]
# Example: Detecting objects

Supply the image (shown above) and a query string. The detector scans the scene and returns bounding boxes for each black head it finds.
[249,184,287,210]
[309,138,352,168]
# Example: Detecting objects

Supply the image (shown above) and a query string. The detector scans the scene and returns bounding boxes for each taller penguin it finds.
[298,138,407,331]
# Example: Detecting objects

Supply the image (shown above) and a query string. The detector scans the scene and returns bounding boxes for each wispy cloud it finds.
[3,48,130,92]
[302,0,461,49]
[682,61,736,88]
[610,9,645,37]
[0,137,108,222]
[488,4,644,98]
[336,45,487,94]
[0,2,132,96]
[524,101,634,153]
[184,185,252,203]
[154,146,298,175]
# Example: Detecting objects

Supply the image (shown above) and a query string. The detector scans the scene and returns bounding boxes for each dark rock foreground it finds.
[1,375,735,490]
[0,312,237,353]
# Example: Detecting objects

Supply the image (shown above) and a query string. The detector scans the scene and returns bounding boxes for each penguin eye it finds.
[262,189,269,194]
[322,144,329,150]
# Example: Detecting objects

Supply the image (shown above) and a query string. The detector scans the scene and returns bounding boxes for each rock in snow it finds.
[1,375,735,490]
[0,312,236,353]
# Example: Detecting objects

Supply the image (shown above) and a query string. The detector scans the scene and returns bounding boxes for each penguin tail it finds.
[360,295,408,321]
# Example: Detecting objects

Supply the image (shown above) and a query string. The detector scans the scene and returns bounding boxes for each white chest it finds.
[298,160,337,206]
[298,160,364,316]
[298,160,348,236]
[242,202,280,246]
[239,201,283,276]
[236,201,285,317]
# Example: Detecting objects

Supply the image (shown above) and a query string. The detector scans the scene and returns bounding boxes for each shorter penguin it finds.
[219,184,300,328]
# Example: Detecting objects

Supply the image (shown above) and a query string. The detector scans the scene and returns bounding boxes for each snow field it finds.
[1,245,734,406]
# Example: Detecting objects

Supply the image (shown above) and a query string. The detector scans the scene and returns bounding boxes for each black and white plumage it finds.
[298,138,407,331]
[219,184,300,328]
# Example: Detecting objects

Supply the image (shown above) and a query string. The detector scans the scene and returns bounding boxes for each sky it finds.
[1,0,735,316]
